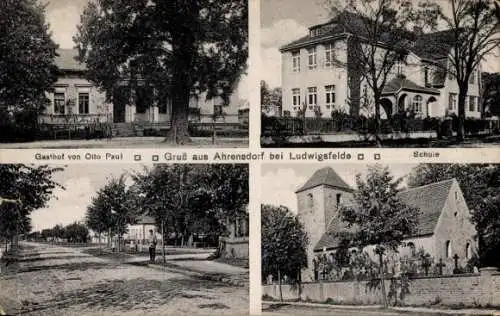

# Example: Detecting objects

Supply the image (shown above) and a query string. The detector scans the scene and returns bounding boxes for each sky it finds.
[43,0,249,102]
[31,163,151,231]
[260,0,500,88]
[260,163,418,214]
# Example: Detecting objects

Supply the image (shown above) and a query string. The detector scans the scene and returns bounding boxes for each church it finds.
[296,167,477,282]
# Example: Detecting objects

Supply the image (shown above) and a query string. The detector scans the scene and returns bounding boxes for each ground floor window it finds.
[325,85,335,106]
[469,96,476,112]
[292,88,301,108]
[412,95,423,113]
[54,93,65,115]
[307,87,317,110]
[449,93,457,110]
[78,93,90,114]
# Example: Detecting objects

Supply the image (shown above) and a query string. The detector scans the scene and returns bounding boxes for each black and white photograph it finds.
[0,163,249,315]
[260,0,500,148]
[0,0,249,149]
[261,163,500,315]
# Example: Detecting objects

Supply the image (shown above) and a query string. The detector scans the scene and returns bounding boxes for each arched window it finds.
[445,240,452,258]
[466,243,471,259]
[307,193,314,207]
[412,95,423,113]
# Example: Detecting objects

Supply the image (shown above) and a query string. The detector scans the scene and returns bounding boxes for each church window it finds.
[465,243,471,259]
[407,242,416,256]
[307,193,314,207]
[336,193,341,206]
[445,240,452,258]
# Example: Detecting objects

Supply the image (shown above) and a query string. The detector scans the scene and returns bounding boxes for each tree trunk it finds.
[379,253,388,308]
[374,94,382,148]
[161,220,166,264]
[457,90,467,142]
[278,268,283,302]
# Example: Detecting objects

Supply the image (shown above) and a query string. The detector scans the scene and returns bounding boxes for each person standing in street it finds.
[148,229,157,263]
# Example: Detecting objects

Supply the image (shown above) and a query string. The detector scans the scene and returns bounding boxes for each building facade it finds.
[296,167,477,282]
[280,14,482,120]
[40,49,243,127]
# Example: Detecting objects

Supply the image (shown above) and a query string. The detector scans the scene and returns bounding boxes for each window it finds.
[78,92,89,114]
[325,85,336,106]
[53,93,65,115]
[449,93,457,110]
[307,193,314,207]
[445,240,452,258]
[307,87,317,106]
[465,243,471,259]
[469,71,475,84]
[308,47,317,70]
[412,95,423,113]
[424,66,430,86]
[469,96,476,112]
[292,51,300,72]
[292,88,301,107]
[336,193,341,206]
[325,43,334,67]
[408,242,416,256]
[396,60,405,76]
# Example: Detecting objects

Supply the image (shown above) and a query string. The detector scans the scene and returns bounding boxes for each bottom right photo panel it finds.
[261,163,499,314]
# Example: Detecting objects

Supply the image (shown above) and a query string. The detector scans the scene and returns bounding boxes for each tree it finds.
[337,165,420,307]
[74,0,248,144]
[261,204,309,302]
[0,0,58,140]
[426,0,500,140]
[85,192,114,247]
[63,222,89,243]
[481,72,500,117]
[406,164,500,267]
[0,165,64,249]
[261,80,272,109]
[327,0,432,147]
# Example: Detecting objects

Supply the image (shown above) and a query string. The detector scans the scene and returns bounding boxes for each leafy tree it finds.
[337,165,420,307]
[424,0,500,140]
[261,204,308,302]
[0,0,58,140]
[406,163,500,267]
[481,72,500,117]
[261,80,272,108]
[0,165,64,249]
[327,0,433,147]
[74,0,248,143]
[63,222,89,243]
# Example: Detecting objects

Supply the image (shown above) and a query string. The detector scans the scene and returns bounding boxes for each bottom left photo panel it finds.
[0,163,249,316]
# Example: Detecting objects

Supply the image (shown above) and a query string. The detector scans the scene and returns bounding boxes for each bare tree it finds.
[425,0,500,140]
[327,0,426,146]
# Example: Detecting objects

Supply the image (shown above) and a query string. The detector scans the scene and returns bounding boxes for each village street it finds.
[0,242,248,316]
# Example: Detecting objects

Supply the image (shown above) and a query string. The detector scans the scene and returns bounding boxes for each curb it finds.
[147,263,248,287]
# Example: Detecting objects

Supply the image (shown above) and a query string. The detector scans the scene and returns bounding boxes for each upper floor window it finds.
[307,87,317,106]
[325,43,335,67]
[336,193,341,206]
[412,95,423,113]
[54,92,65,115]
[449,93,457,110]
[292,51,300,72]
[395,60,405,76]
[325,85,336,106]
[308,47,317,70]
[78,92,90,114]
[292,88,301,107]
[469,96,476,112]
[469,71,476,84]
[307,193,314,207]
[424,66,430,86]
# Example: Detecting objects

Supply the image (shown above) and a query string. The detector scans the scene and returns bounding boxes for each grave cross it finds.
[437,258,446,275]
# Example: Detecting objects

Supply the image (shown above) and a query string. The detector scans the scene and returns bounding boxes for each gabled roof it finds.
[55,49,86,72]
[296,167,353,194]
[412,29,457,60]
[313,178,456,252]
[135,215,155,225]
[381,75,440,96]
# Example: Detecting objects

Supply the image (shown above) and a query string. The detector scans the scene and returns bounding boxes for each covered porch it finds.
[380,76,441,118]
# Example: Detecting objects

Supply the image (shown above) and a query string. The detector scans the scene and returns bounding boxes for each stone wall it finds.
[262,268,500,307]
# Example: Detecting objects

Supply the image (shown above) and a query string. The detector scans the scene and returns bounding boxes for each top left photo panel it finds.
[0,0,249,149]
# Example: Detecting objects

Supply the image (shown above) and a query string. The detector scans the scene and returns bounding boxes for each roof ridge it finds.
[400,178,455,194]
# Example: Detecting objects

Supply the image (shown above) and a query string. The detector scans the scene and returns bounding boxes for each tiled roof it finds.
[136,215,156,225]
[313,178,456,252]
[55,48,86,72]
[381,75,440,96]
[296,167,354,194]
[411,30,456,60]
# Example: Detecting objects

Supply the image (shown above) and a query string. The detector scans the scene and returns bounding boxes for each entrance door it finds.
[113,86,128,123]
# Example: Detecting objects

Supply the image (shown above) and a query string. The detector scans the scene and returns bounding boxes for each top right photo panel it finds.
[260,0,500,148]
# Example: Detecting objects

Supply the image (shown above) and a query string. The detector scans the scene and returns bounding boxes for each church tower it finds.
[295,167,354,282]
